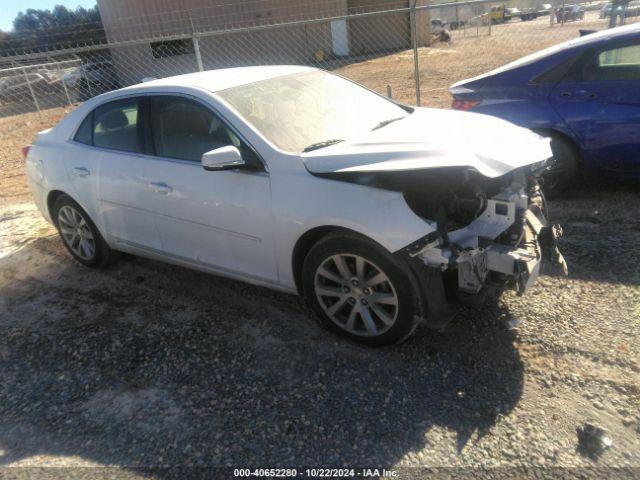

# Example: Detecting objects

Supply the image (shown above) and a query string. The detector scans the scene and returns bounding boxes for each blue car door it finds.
[550,40,640,175]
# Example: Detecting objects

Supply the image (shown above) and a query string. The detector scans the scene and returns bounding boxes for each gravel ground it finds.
[1,15,639,478]
[0,181,639,478]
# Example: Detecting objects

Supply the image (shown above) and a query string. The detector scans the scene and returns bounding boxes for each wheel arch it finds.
[46,190,99,231]
[533,127,584,172]
[46,189,68,225]
[291,226,426,317]
[291,225,358,295]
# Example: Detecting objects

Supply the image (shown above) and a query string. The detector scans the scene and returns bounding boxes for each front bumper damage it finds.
[402,178,567,327]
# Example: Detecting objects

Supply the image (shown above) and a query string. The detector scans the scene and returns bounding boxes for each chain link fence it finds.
[0,0,637,139]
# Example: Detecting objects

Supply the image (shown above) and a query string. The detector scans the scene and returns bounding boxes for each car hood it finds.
[302,108,551,178]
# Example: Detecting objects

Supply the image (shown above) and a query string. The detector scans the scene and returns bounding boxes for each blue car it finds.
[449,24,640,195]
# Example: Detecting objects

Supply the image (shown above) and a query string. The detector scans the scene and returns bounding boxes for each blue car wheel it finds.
[543,135,580,198]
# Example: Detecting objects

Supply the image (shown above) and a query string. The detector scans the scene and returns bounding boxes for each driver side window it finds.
[149,95,260,166]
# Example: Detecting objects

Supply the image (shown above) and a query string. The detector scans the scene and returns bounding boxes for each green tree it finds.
[1,4,106,54]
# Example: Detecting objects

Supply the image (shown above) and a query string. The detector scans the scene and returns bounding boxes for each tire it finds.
[53,194,117,268]
[541,135,580,198]
[302,232,418,346]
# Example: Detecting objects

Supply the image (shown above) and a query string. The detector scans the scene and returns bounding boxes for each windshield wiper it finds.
[302,139,345,152]
[371,116,405,131]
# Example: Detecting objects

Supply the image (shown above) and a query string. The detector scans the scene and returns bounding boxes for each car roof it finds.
[503,22,638,65]
[122,65,314,94]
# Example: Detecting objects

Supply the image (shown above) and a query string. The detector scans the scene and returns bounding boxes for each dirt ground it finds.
[0,107,71,207]
[1,13,639,477]
[339,11,621,107]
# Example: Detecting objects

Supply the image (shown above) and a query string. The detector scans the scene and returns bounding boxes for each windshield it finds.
[217,70,409,152]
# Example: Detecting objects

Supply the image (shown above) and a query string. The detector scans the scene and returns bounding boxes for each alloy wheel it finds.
[57,205,96,260]
[314,254,399,337]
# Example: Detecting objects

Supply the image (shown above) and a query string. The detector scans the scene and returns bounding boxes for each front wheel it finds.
[302,233,418,346]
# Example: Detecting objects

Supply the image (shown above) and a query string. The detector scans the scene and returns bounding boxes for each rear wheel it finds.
[53,194,116,268]
[541,135,580,198]
[302,233,418,346]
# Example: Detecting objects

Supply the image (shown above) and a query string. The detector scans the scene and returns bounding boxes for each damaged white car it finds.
[25,66,567,346]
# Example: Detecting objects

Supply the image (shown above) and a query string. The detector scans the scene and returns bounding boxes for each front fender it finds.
[272,173,436,290]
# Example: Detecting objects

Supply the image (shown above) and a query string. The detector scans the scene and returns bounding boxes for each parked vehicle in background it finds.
[599,2,639,18]
[62,60,120,100]
[601,2,616,17]
[24,66,566,346]
[520,4,552,20]
[484,4,549,23]
[624,0,640,17]
[556,4,585,22]
[0,73,54,104]
[485,5,523,23]
[450,24,640,196]
[431,18,449,34]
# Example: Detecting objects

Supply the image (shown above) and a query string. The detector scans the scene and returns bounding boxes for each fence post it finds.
[80,60,94,98]
[56,61,73,106]
[410,0,421,106]
[193,35,204,72]
[22,66,42,116]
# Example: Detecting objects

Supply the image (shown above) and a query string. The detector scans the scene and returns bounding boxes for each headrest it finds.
[100,109,128,130]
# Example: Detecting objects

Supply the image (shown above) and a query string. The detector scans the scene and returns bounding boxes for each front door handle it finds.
[575,89,597,99]
[72,166,90,177]
[149,181,173,194]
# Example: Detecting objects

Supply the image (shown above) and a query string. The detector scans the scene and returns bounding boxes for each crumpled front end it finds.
[401,167,567,325]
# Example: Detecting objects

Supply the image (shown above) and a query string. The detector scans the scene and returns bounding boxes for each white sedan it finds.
[25,66,566,346]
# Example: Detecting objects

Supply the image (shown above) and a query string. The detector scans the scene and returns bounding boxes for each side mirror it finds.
[201,145,245,171]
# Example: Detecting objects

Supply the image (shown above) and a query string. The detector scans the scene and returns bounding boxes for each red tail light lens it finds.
[21,145,31,160]
[452,99,481,111]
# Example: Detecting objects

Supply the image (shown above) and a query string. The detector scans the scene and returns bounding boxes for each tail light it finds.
[452,99,481,111]
[21,145,31,160]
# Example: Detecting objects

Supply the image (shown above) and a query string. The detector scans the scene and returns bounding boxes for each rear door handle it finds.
[149,181,173,194]
[560,90,596,99]
[72,166,90,177]
[575,90,597,99]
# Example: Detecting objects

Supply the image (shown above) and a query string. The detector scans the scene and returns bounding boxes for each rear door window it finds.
[74,112,93,145]
[583,42,640,82]
[93,98,142,153]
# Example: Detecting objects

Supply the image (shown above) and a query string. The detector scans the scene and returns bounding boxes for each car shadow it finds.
[0,235,524,471]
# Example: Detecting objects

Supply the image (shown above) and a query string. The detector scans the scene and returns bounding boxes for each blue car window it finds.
[583,42,640,82]
[530,53,584,84]
[599,44,640,68]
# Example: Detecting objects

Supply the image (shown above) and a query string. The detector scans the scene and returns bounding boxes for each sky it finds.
[0,0,97,32]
